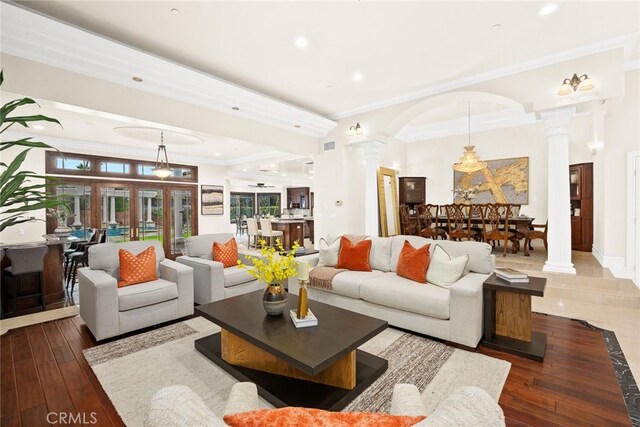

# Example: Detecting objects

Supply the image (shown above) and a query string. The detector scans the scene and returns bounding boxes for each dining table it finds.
[432,215,535,256]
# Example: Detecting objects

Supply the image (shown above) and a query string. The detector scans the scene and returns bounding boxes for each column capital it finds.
[540,107,575,137]
[346,139,386,160]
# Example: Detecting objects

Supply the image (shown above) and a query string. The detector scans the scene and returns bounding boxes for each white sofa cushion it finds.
[317,237,340,267]
[324,270,385,299]
[390,236,430,272]
[367,237,392,272]
[360,272,450,319]
[427,245,468,288]
[223,266,256,288]
[118,278,178,312]
[432,239,492,274]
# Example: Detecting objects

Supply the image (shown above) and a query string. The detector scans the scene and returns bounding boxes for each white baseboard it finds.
[592,244,632,279]
[543,262,576,275]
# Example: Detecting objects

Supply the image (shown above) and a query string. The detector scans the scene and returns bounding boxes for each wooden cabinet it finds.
[398,177,426,212]
[569,163,593,251]
[286,187,310,209]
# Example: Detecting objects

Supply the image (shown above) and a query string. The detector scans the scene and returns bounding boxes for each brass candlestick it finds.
[297,279,309,319]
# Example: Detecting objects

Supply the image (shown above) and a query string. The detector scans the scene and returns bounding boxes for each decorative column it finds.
[72,196,82,226]
[541,107,576,274]
[109,196,117,225]
[146,197,154,224]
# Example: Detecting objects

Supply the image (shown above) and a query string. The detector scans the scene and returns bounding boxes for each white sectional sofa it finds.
[176,233,264,304]
[289,235,494,348]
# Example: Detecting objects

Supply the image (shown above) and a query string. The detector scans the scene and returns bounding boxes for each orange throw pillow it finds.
[118,246,157,288]
[213,238,238,268]
[336,236,372,272]
[223,407,426,427]
[396,240,431,284]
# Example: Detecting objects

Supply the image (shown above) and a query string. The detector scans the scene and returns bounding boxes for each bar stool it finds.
[259,219,283,248]
[1,245,49,317]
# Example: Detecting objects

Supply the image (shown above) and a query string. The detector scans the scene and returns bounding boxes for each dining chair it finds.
[468,204,485,242]
[443,204,478,241]
[481,204,514,256]
[246,218,262,249]
[399,205,417,235]
[259,219,283,247]
[416,204,446,240]
[525,221,548,253]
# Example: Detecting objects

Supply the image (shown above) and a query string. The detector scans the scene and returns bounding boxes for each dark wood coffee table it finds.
[195,290,388,410]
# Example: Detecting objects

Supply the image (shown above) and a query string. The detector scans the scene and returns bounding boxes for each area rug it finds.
[84,317,511,426]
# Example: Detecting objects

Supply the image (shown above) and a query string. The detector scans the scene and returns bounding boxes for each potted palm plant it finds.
[1,70,65,234]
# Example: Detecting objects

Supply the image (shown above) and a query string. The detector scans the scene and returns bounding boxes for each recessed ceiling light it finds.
[294,37,308,48]
[538,4,557,15]
[241,168,248,172]
[294,124,301,128]
[352,72,363,82]
[326,85,333,89]
[232,106,239,110]
[492,23,502,30]
[132,76,143,82]
[170,8,180,14]
[32,125,44,130]
[281,173,287,177]
[214,152,221,157]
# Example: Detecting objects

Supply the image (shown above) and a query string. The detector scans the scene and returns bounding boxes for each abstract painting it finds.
[201,185,224,215]
[453,157,529,204]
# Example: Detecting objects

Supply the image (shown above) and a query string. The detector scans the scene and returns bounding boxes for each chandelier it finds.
[152,131,173,178]
[452,102,486,174]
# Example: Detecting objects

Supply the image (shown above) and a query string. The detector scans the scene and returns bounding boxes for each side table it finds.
[482,273,547,361]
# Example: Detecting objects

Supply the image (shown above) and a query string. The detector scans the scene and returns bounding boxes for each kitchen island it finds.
[270,219,305,250]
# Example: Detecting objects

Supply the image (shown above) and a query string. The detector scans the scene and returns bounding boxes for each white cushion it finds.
[366,237,392,272]
[432,240,492,274]
[390,235,430,272]
[427,245,468,288]
[317,237,340,267]
[324,270,385,299]
[360,272,450,319]
[118,278,178,312]
[223,266,256,288]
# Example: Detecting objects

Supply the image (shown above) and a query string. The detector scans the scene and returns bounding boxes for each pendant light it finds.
[152,131,172,178]
[452,102,486,174]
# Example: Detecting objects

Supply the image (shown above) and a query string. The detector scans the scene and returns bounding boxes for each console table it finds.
[482,273,547,361]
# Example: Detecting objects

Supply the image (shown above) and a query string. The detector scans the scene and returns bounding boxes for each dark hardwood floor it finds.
[0,313,632,426]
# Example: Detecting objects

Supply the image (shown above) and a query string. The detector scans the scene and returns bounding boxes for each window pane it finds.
[100,161,130,174]
[55,158,91,171]
[138,165,155,176]
[257,193,280,216]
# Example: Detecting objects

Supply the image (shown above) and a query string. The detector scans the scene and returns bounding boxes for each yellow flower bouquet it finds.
[238,239,300,285]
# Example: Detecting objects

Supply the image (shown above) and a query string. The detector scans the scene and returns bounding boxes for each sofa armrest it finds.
[238,250,260,266]
[391,384,428,416]
[160,259,194,317]
[176,256,225,304]
[448,272,486,348]
[417,386,505,427]
[223,382,260,416]
[78,267,119,341]
[145,385,225,427]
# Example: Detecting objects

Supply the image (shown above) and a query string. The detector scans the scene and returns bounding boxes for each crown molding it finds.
[327,32,640,120]
[0,2,336,138]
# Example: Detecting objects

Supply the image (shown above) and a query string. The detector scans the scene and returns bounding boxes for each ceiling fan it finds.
[248,183,275,188]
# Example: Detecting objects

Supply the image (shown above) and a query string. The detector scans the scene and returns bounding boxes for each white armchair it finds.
[78,240,194,341]
[176,233,264,304]
[145,383,505,427]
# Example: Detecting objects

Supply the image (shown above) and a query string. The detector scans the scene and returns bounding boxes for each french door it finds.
[49,179,198,259]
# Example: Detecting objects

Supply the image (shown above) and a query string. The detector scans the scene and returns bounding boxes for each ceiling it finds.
[1,91,290,166]
[14,1,640,117]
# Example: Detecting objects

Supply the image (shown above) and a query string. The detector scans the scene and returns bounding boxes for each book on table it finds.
[495,267,529,283]
[289,309,318,328]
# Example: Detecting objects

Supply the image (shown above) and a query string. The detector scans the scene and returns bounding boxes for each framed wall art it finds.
[201,185,224,215]
[453,156,529,204]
